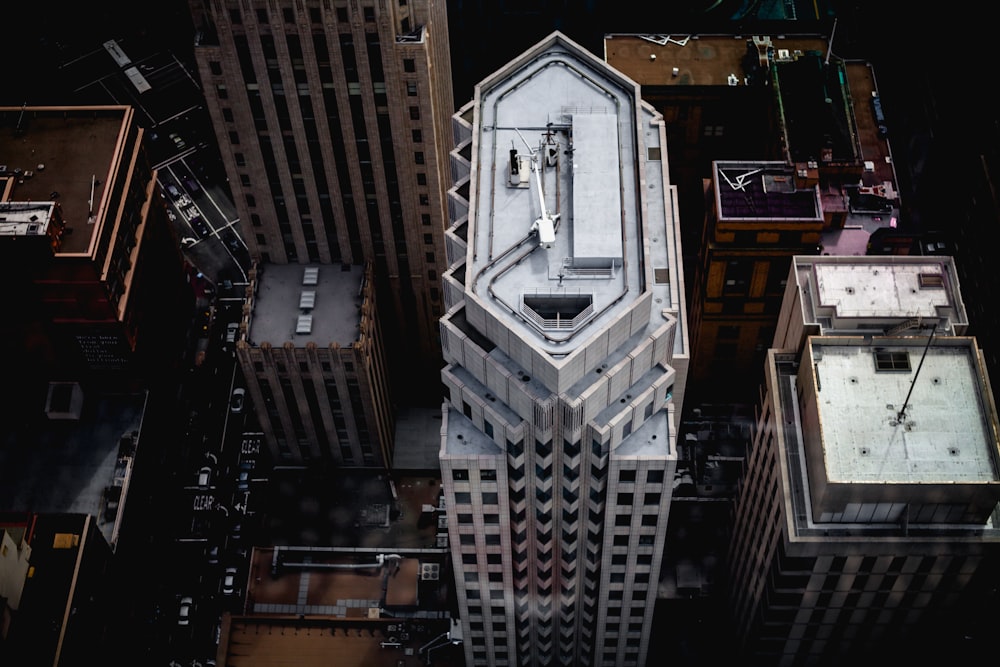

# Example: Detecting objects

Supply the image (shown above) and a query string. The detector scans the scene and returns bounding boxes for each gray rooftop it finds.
[467,34,653,356]
[248,263,363,347]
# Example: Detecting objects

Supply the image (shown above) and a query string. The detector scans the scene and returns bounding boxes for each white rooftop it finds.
[815,340,997,484]
[468,34,650,355]
[792,256,969,335]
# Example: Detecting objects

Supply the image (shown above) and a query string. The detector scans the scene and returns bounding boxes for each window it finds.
[455,492,472,504]
[641,514,657,526]
[240,174,251,187]
[209,61,222,75]
[420,194,430,206]
[363,6,375,21]
[403,58,416,72]
[417,172,427,185]
[453,469,469,480]
[487,553,502,565]
[617,493,633,505]
[409,106,420,120]
[644,493,661,505]
[481,469,497,481]
[407,82,417,96]
[458,514,473,524]
[646,470,664,484]
[222,108,234,122]
[228,130,240,145]
[235,152,246,167]
[412,129,423,143]
[874,350,911,371]
[460,534,475,545]
[415,151,425,165]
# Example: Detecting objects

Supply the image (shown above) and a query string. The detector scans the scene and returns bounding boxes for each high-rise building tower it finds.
[439,32,689,667]
[186,0,454,388]
[730,255,1000,665]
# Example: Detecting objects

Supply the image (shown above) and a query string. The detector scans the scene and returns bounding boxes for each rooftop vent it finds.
[299,290,316,310]
[296,314,313,334]
[303,266,319,285]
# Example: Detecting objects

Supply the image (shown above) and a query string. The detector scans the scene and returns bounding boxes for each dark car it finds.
[190,216,210,238]
[183,176,201,195]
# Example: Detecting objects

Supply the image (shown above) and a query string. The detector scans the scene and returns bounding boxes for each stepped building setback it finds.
[439,32,689,667]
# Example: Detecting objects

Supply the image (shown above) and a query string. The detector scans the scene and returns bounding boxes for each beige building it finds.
[440,32,689,667]
[187,0,455,389]
[729,255,1000,665]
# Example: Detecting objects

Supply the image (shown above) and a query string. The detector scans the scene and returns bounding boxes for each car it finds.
[207,545,220,566]
[225,322,239,344]
[237,470,250,492]
[222,567,237,595]
[190,216,210,238]
[177,596,193,626]
[183,176,201,195]
[230,387,246,413]
[170,133,186,149]
[197,465,213,487]
[164,183,182,199]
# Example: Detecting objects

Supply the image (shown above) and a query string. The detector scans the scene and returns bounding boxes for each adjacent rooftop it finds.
[247,264,364,347]
[0,106,130,255]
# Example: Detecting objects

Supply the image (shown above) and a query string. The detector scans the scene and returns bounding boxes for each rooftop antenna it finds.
[895,324,935,424]
[825,18,837,65]
[515,128,559,247]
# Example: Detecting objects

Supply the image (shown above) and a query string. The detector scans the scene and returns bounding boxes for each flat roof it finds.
[813,339,998,484]
[0,389,146,547]
[793,255,968,334]
[468,32,650,354]
[714,161,821,221]
[248,264,363,347]
[603,33,831,88]
[0,106,130,255]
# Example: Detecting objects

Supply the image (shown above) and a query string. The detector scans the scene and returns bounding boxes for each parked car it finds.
[225,322,239,345]
[183,176,201,195]
[197,466,213,487]
[222,567,237,595]
[170,133,186,150]
[165,182,182,199]
[177,596,194,626]
[230,387,246,413]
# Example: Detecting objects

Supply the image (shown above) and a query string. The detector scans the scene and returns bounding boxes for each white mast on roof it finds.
[515,128,559,248]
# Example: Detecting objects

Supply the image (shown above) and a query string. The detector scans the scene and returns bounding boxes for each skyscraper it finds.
[439,32,689,667]
[729,255,1000,665]
[186,0,454,388]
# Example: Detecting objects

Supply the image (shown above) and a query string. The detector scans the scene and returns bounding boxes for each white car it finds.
[177,596,193,626]
[222,567,237,595]
[230,387,246,413]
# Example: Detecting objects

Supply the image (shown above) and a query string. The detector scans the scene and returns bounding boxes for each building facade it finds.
[0,106,189,408]
[235,261,394,467]
[729,255,1000,665]
[187,0,455,388]
[687,160,824,401]
[438,33,689,667]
